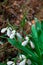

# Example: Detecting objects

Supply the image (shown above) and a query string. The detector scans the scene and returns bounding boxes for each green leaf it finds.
[0,63,6,65]
[41,20,43,30]
[31,24,41,57]
[38,31,43,54]
[31,61,38,65]
[20,14,26,28]
[34,19,43,55]
[31,24,38,39]
[34,18,41,31]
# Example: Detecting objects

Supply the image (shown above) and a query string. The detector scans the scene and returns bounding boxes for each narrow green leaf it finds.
[41,20,43,30]
[31,24,41,57]
[34,18,41,31]
[0,63,6,65]
[31,24,38,39]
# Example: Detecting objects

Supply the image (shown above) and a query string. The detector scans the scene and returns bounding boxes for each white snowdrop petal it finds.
[7,28,11,37]
[19,55,22,60]
[19,59,26,65]
[30,41,35,49]
[27,59,31,65]
[1,27,7,33]
[22,40,28,46]
[16,32,22,39]
[10,33,15,39]
[16,63,19,65]
[19,55,26,60]
[25,36,29,41]
[7,61,15,65]
[22,55,26,59]
[12,30,16,34]
[9,30,16,39]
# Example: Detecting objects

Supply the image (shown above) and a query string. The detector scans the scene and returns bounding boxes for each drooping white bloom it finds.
[10,33,15,39]
[27,59,31,65]
[10,30,16,39]
[21,55,26,59]
[12,30,16,34]
[7,27,12,37]
[7,61,15,65]
[1,27,7,33]
[6,27,12,37]
[19,54,26,60]
[22,40,28,46]
[30,41,35,49]
[22,36,29,46]
[19,59,26,65]
[1,27,16,39]
[16,32,22,39]
[1,27,12,37]
[25,36,29,41]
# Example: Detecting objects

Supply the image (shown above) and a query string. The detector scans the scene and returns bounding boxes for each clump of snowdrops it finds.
[0,18,43,65]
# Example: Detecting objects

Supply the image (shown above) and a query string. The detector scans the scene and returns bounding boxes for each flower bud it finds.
[22,40,28,46]
[1,27,7,33]
[16,32,22,39]
[27,59,31,65]
[7,28,11,37]
[19,59,26,65]
[30,41,35,49]
[7,61,15,65]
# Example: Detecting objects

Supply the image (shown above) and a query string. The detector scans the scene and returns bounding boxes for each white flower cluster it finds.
[1,27,35,49]
[7,54,31,65]
[1,27,22,39]
[1,27,35,65]
[18,54,31,65]
[22,36,35,49]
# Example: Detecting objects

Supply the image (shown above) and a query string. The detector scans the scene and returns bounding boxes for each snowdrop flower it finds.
[22,40,28,46]
[27,59,31,65]
[10,30,16,39]
[25,36,29,41]
[1,27,12,37]
[19,54,26,60]
[7,61,15,65]
[19,59,26,65]
[22,36,29,46]
[12,30,16,34]
[1,27,8,33]
[30,40,35,49]
[16,32,22,39]
[7,27,12,37]
[1,27,16,39]
[10,33,15,39]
